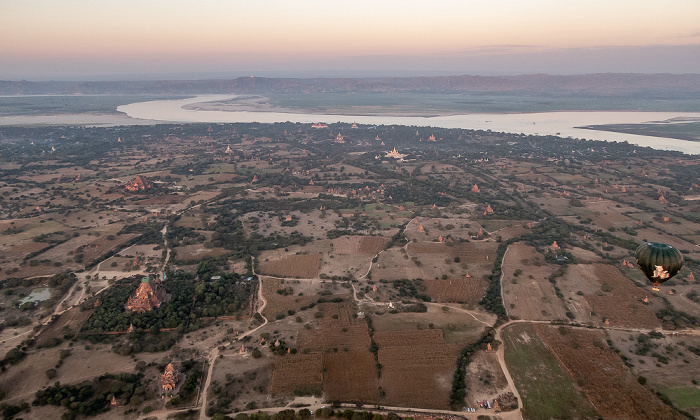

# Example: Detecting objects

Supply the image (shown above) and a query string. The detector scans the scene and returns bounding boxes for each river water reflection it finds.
[117,95,700,155]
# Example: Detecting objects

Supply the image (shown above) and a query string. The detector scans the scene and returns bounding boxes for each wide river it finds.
[117,95,700,155]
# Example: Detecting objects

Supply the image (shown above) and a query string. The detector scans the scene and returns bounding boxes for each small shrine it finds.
[160,363,182,392]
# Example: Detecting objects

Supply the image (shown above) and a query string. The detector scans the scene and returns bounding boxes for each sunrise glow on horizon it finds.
[2,0,700,79]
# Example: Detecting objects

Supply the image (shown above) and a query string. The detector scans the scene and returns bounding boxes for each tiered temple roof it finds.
[126,277,166,313]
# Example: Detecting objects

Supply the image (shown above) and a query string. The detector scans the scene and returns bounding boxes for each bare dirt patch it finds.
[465,350,509,404]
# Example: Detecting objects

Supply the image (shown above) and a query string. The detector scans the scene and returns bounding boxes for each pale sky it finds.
[2,0,700,79]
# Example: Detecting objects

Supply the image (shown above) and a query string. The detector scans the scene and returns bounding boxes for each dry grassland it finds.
[174,244,229,262]
[501,243,568,321]
[260,278,319,319]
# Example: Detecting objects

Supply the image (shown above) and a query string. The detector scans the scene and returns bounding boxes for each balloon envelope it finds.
[635,242,683,291]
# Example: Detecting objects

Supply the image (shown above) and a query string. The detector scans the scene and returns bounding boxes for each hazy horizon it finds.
[3,0,700,81]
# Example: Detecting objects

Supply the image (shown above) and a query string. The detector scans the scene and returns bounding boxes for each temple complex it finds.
[126,276,166,313]
[125,175,153,193]
[385,147,406,160]
[160,363,181,391]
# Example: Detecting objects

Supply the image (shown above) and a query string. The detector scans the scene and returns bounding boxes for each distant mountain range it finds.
[2,73,700,97]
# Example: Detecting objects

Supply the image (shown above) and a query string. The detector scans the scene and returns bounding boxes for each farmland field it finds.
[423,276,488,304]
[503,323,598,420]
[323,351,379,402]
[534,324,686,420]
[377,341,459,409]
[298,302,371,352]
[582,264,661,329]
[269,353,323,395]
[258,253,321,278]
[358,235,390,254]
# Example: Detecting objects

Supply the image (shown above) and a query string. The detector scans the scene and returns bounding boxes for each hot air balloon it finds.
[635,242,683,291]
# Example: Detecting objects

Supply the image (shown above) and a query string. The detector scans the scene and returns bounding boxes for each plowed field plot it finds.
[297,323,370,353]
[258,253,321,278]
[501,243,568,321]
[449,241,499,262]
[260,278,320,319]
[80,233,139,262]
[503,323,598,420]
[298,302,371,352]
[317,302,360,328]
[582,264,661,329]
[358,236,389,254]
[534,325,686,420]
[374,329,444,347]
[269,353,323,395]
[378,343,459,409]
[35,306,93,348]
[323,351,379,403]
[423,277,488,304]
